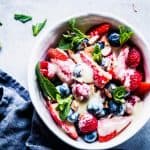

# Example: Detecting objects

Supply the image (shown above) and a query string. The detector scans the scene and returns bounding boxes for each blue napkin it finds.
[0,69,149,150]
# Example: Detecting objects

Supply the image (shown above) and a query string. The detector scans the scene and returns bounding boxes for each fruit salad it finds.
[36,18,150,143]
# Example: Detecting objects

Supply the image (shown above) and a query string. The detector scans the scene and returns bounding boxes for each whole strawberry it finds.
[78,113,98,134]
[126,48,141,68]
[129,71,142,91]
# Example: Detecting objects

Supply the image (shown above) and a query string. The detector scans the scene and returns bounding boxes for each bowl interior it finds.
[28,14,150,150]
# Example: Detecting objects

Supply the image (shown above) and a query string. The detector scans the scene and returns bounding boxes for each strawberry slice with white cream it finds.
[47,102,78,140]
[80,52,112,88]
[98,116,132,142]
[51,59,75,84]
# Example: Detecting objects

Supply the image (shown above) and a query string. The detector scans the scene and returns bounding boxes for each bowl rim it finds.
[28,13,150,150]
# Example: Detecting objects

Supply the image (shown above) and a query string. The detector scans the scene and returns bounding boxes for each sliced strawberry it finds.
[98,116,132,142]
[136,82,150,96]
[47,101,78,140]
[80,52,112,88]
[47,48,68,61]
[88,23,111,37]
[40,61,49,69]
[78,113,98,134]
[39,61,56,79]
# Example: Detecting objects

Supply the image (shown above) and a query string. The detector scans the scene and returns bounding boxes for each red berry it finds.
[47,48,68,61]
[40,61,49,69]
[126,48,141,68]
[129,71,142,91]
[88,23,111,37]
[136,82,150,95]
[78,113,98,134]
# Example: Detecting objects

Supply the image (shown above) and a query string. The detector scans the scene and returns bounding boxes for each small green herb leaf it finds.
[112,86,126,103]
[32,19,47,36]
[0,22,2,26]
[56,94,72,120]
[58,18,87,50]
[119,25,133,45]
[36,63,59,100]
[14,14,32,23]
[58,38,72,50]
[92,44,102,63]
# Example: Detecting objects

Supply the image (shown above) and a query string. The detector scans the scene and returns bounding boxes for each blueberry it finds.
[116,104,126,116]
[108,32,120,47]
[96,108,110,118]
[98,41,105,49]
[108,100,118,113]
[77,38,89,50]
[67,109,79,123]
[87,102,103,118]
[73,64,82,78]
[82,131,98,143]
[56,83,70,97]
[105,83,117,93]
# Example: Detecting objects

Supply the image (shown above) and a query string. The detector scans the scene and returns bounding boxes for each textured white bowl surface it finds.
[28,14,150,150]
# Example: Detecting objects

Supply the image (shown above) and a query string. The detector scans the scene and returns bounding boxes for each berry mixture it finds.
[36,18,150,143]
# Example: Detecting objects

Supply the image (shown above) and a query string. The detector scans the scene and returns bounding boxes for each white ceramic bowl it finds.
[28,14,150,149]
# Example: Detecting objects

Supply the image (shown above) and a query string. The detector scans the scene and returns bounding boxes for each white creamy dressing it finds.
[73,63,94,83]
[77,91,104,114]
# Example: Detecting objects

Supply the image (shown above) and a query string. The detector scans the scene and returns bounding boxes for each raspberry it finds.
[78,113,98,134]
[126,48,141,68]
[130,71,142,91]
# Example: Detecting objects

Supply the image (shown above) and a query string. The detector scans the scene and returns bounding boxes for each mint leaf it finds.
[92,44,102,63]
[119,25,133,45]
[56,94,72,120]
[32,19,47,36]
[58,18,87,50]
[68,18,76,29]
[14,14,32,23]
[35,63,59,100]
[58,38,72,50]
[112,86,126,103]
[0,22,2,26]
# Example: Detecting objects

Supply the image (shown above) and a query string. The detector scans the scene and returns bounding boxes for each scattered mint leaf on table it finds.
[14,14,32,23]
[32,19,47,36]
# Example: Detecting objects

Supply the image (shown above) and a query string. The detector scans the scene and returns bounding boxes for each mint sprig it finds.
[14,14,32,23]
[35,63,59,100]
[112,86,126,103]
[58,18,87,50]
[56,94,72,120]
[119,25,133,45]
[32,19,47,36]
[92,44,102,63]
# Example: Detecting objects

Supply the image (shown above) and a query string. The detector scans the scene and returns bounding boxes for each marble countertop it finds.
[0,0,150,149]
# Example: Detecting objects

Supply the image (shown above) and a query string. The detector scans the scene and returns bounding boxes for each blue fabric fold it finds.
[0,69,149,150]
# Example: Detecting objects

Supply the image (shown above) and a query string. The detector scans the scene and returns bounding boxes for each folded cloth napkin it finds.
[0,69,150,150]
